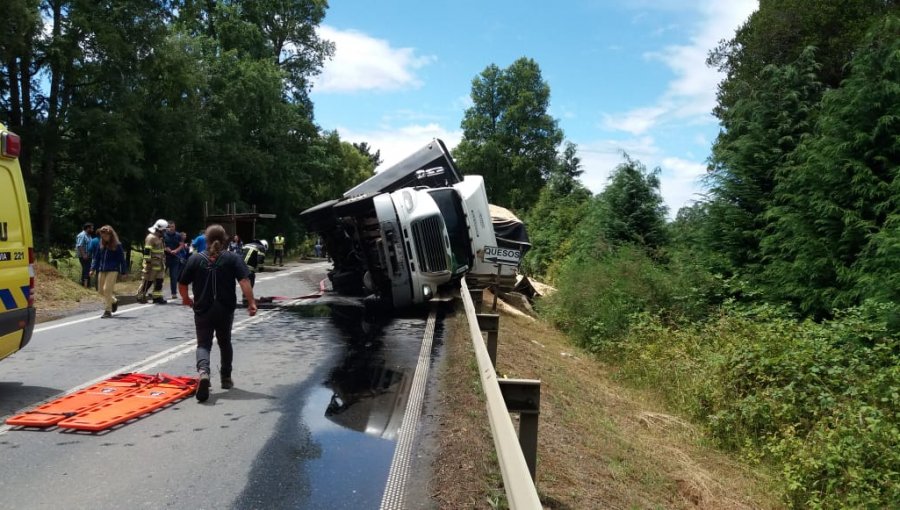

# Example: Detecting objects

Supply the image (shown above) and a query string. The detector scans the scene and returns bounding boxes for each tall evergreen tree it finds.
[763,15,900,315]
[569,154,668,261]
[708,0,896,121]
[706,47,823,270]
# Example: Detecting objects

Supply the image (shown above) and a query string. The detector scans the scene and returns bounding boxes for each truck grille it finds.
[411,216,448,273]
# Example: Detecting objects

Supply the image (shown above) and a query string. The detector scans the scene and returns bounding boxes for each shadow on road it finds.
[207,387,276,403]
[0,381,65,417]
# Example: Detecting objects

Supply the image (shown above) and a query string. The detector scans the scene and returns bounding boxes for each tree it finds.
[762,15,900,316]
[0,0,41,184]
[705,47,824,270]
[547,141,583,196]
[708,0,896,121]
[352,141,382,168]
[595,154,668,251]
[522,181,591,280]
[453,57,563,213]
[523,141,591,279]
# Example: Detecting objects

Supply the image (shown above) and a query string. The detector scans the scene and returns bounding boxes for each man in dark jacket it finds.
[163,221,185,299]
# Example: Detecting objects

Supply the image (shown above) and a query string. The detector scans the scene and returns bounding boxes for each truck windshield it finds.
[427,189,472,270]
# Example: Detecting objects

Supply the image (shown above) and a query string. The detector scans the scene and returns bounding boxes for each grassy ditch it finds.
[538,250,900,508]
[431,297,777,509]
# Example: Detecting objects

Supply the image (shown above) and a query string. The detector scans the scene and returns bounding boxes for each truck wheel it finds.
[330,268,366,296]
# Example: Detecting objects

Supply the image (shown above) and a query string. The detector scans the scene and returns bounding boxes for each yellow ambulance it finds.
[0,122,35,361]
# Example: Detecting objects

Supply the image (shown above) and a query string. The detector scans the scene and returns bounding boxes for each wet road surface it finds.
[0,262,441,509]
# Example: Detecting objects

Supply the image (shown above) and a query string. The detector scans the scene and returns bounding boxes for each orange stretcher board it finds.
[57,374,197,432]
[5,373,158,428]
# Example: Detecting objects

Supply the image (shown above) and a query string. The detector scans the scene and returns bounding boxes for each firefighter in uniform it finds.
[242,240,267,289]
[272,233,285,266]
[137,219,168,304]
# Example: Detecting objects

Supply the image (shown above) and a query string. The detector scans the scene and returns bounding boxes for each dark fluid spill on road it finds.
[237,302,430,509]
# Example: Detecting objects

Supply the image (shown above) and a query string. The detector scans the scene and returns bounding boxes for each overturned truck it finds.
[300,139,530,309]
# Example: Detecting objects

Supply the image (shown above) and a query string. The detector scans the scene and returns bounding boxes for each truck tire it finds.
[330,267,366,296]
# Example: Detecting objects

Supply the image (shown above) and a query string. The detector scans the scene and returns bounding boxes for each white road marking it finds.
[381,309,438,509]
[256,266,307,282]
[31,265,311,333]
[33,303,154,333]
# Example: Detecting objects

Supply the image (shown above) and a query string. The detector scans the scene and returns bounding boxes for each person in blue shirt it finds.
[87,233,101,289]
[192,230,207,254]
[75,222,94,288]
[90,225,127,318]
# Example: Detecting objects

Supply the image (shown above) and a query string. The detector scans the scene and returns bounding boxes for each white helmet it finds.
[260,239,269,251]
[148,219,168,232]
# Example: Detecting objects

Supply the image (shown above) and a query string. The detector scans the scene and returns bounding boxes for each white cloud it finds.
[335,123,463,170]
[575,137,708,217]
[602,0,757,135]
[602,106,667,136]
[576,137,659,193]
[658,156,708,213]
[313,25,436,93]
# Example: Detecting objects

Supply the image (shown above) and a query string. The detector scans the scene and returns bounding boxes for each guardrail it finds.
[460,278,542,509]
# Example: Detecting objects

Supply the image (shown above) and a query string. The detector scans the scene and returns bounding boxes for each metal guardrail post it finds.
[498,379,541,480]
[459,278,542,509]
[477,313,500,367]
[469,288,483,313]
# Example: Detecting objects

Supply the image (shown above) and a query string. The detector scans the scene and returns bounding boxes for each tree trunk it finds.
[7,58,21,129]
[37,0,63,248]
[19,29,35,185]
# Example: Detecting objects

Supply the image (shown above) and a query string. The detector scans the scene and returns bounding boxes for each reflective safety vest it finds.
[143,233,165,271]
[243,245,261,272]
[273,236,285,250]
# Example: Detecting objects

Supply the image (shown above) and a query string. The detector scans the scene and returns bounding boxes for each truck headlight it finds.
[402,190,414,212]
[422,285,432,300]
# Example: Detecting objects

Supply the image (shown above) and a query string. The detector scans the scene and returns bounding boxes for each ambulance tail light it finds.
[1,131,21,158]
[28,248,35,306]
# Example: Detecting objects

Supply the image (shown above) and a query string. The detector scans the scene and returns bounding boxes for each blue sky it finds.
[309,0,758,216]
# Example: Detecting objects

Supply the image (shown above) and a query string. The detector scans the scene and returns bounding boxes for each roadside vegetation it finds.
[523,7,900,508]
[434,303,782,509]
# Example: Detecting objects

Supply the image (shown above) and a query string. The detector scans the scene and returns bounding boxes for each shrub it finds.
[606,303,900,508]
[537,244,719,350]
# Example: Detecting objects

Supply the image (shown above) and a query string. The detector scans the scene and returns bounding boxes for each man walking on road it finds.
[178,224,257,403]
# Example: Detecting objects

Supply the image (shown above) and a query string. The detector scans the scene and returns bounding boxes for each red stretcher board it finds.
[57,374,197,432]
[5,373,158,428]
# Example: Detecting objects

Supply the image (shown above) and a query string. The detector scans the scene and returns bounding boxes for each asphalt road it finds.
[0,261,435,509]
